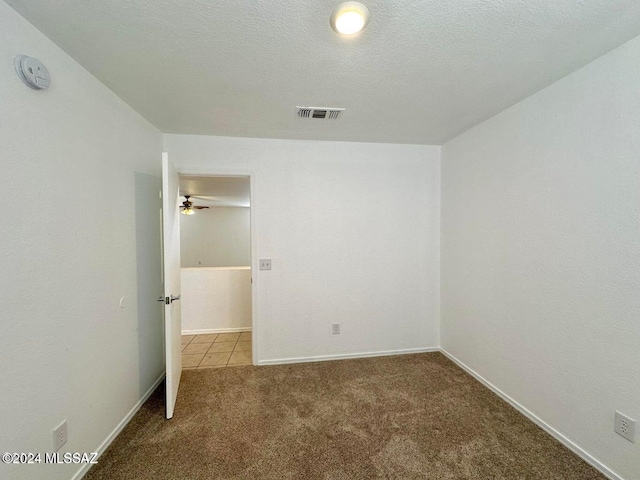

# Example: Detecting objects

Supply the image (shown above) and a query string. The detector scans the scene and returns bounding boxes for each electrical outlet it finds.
[614,411,635,443]
[332,323,340,334]
[53,421,67,452]
[259,259,272,270]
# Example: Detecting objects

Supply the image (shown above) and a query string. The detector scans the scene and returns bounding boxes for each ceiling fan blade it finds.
[194,206,210,209]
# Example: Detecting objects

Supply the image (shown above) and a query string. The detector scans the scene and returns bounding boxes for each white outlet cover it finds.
[53,420,68,451]
[15,55,50,90]
[615,411,636,443]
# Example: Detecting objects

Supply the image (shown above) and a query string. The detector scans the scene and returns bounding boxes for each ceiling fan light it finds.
[331,2,370,35]
[181,207,195,215]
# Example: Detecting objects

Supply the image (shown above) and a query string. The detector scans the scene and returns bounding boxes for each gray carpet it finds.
[84,353,604,479]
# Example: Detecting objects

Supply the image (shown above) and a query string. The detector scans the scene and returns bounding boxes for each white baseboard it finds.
[182,327,251,335]
[72,373,165,480]
[257,347,439,366]
[439,349,622,480]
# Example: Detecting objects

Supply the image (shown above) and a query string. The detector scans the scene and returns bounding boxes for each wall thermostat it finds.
[15,54,50,90]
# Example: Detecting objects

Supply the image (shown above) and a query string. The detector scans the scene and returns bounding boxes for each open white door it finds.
[161,152,182,419]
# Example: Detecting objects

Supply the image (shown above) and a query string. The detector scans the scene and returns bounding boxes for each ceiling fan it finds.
[180,195,209,215]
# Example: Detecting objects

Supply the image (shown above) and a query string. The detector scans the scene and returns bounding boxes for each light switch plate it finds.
[259,259,272,270]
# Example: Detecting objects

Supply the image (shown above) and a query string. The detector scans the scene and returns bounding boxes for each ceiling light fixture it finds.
[330,2,370,35]
[180,195,208,215]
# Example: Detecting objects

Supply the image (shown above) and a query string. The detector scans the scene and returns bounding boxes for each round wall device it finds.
[15,55,50,90]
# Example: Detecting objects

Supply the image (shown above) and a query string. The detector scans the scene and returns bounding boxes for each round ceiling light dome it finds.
[330,2,370,35]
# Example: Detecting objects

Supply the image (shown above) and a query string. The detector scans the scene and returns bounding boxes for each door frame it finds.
[177,168,258,365]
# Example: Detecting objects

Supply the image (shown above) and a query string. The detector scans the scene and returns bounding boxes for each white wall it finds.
[181,267,252,334]
[0,3,164,479]
[164,135,441,364]
[441,36,640,480]
[180,206,250,267]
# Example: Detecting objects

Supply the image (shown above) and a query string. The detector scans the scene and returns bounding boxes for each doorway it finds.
[177,175,253,369]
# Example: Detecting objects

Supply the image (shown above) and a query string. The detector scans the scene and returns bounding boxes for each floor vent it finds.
[297,106,345,120]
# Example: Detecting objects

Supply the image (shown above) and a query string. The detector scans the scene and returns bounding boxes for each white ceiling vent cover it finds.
[297,106,345,120]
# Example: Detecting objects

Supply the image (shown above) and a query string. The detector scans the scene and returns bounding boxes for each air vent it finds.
[296,106,345,120]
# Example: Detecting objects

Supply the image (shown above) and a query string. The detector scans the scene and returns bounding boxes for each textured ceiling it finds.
[7,0,640,144]
[179,176,250,207]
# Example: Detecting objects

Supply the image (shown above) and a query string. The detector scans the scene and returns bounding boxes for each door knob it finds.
[157,295,180,303]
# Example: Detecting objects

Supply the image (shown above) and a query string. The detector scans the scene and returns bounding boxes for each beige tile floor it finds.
[181,332,252,369]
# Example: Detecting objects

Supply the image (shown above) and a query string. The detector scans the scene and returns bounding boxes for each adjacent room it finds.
[2,1,639,480]
[178,175,253,369]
